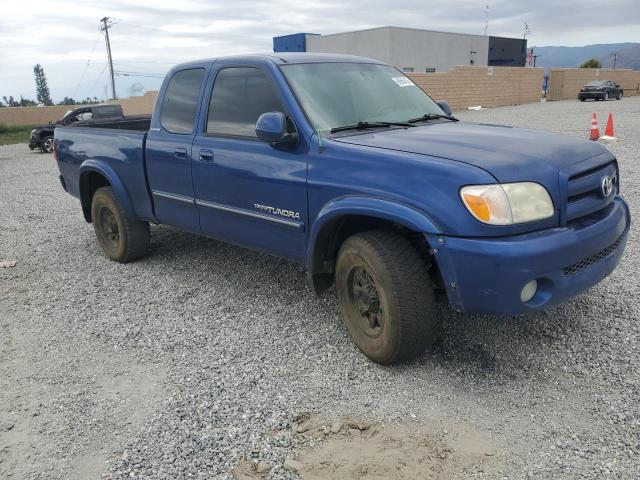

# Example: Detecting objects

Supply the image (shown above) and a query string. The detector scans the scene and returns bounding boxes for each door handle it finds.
[174,147,187,158]
[199,149,214,162]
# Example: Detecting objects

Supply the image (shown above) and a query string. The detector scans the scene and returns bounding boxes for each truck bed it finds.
[74,115,151,131]
[55,126,155,221]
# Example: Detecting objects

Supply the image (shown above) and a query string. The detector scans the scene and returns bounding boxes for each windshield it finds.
[280,62,444,133]
[586,81,605,87]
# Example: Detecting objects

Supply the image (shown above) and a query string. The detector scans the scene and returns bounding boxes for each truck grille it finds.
[565,161,617,222]
[562,233,624,277]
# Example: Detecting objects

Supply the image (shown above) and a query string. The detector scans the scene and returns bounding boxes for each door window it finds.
[65,109,91,124]
[160,68,205,134]
[206,67,284,137]
[93,105,122,119]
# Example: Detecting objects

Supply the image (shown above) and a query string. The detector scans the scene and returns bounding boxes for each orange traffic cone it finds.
[602,113,616,139]
[589,113,600,141]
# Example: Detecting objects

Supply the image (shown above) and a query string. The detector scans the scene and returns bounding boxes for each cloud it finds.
[0,0,637,102]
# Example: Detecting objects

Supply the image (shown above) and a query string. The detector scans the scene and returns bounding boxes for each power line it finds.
[113,19,167,32]
[87,63,109,99]
[114,70,165,78]
[72,33,102,99]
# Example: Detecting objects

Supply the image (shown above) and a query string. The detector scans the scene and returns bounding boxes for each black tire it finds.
[617,91,623,100]
[41,135,54,153]
[579,98,585,102]
[91,186,149,263]
[335,229,437,364]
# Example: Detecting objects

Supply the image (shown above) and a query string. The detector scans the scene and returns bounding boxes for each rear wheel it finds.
[41,135,54,153]
[335,229,438,364]
[91,187,149,263]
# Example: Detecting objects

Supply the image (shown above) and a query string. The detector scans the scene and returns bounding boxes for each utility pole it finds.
[613,53,618,69]
[484,4,490,36]
[522,23,531,57]
[100,17,117,100]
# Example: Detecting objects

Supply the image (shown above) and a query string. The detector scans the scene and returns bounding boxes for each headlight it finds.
[30,129,37,135]
[460,182,554,225]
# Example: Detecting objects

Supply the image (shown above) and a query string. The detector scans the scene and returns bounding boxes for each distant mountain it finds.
[601,45,640,70]
[532,43,640,70]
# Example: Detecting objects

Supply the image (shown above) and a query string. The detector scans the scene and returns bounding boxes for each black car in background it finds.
[578,80,623,102]
[29,104,126,153]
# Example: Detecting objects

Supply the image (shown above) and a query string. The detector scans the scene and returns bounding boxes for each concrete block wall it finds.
[1,67,552,125]
[547,68,640,101]
[408,66,544,111]
[0,91,159,126]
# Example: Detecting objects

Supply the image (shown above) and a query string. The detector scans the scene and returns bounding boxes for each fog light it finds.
[520,280,538,303]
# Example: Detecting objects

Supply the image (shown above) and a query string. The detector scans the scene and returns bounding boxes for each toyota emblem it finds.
[601,175,614,198]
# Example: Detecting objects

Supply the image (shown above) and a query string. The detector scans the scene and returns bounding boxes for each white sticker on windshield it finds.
[392,76,415,87]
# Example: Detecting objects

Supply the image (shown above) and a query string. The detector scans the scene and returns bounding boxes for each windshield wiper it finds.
[407,113,459,123]
[330,121,414,134]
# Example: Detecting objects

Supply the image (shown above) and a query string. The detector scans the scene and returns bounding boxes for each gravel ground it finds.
[1,97,639,479]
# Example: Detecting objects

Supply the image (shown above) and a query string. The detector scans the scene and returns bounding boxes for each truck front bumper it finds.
[428,196,630,315]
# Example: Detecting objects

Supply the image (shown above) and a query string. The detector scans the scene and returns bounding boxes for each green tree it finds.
[33,64,53,105]
[580,58,602,68]
[58,96,76,105]
[19,96,37,107]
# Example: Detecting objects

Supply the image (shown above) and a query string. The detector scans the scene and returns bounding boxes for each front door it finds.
[146,67,206,231]
[191,64,308,261]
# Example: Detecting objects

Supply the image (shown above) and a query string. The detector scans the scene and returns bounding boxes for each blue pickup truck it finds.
[54,53,630,364]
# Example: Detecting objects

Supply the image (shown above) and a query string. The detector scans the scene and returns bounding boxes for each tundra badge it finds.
[254,203,301,219]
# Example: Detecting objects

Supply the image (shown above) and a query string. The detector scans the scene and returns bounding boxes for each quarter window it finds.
[160,68,205,134]
[207,67,284,137]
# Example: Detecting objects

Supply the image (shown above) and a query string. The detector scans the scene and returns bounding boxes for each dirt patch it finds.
[236,415,498,479]
[233,460,271,479]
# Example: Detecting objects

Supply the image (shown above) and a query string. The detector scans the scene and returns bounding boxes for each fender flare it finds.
[306,196,442,293]
[78,160,135,221]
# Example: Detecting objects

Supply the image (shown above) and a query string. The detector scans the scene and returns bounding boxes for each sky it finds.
[1,0,638,103]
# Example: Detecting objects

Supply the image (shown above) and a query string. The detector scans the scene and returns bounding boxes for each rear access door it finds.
[146,67,208,231]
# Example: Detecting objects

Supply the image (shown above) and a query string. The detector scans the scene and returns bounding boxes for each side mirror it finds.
[255,112,297,145]
[436,101,453,116]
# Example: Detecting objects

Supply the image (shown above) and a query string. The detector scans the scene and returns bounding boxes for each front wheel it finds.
[91,186,149,263]
[335,230,438,364]
[41,135,54,153]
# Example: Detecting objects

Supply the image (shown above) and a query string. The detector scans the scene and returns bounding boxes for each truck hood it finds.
[332,121,610,183]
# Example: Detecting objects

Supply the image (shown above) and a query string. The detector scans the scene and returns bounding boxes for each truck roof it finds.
[171,52,385,71]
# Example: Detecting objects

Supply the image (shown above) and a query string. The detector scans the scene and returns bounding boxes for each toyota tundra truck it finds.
[53,53,631,364]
